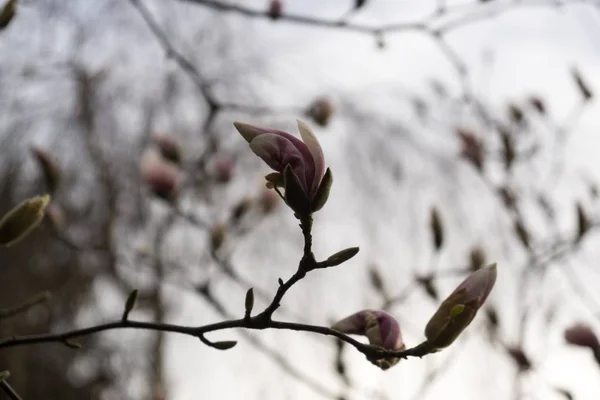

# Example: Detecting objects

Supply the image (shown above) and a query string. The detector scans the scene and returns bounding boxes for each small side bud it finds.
[323,247,359,268]
[0,194,51,247]
[122,289,139,321]
[576,202,590,242]
[210,340,237,350]
[564,323,600,351]
[244,287,254,318]
[212,155,235,183]
[514,220,530,249]
[572,68,593,101]
[430,207,444,251]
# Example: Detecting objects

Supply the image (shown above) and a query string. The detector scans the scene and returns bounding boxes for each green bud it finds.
[323,247,360,268]
[0,194,51,247]
[211,340,237,350]
[0,0,17,30]
[63,339,83,349]
[311,168,333,212]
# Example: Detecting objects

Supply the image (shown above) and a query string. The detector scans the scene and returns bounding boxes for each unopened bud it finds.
[30,146,61,193]
[0,194,51,247]
[140,150,183,200]
[307,97,335,127]
[507,346,532,371]
[213,155,235,183]
[153,134,181,164]
[268,0,282,20]
[0,0,17,30]
[210,223,227,253]
[430,207,444,251]
[469,246,486,271]
[564,323,600,351]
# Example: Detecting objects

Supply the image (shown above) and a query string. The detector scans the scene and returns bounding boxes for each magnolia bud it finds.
[0,194,51,247]
[213,155,235,183]
[507,346,532,371]
[268,0,282,20]
[564,323,600,351]
[307,97,335,127]
[529,96,545,114]
[259,187,279,213]
[153,134,181,164]
[424,264,497,351]
[30,146,61,194]
[140,150,183,200]
[332,310,404,370]
[456,127,484,172]
[430,207,444,251]
[469,246,486,271]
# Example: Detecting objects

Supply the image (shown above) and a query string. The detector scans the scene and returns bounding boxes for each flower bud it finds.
[332,310,405,370]
[564,323,600,351]
[235,120,327,215]
[153,134,181,164]
[140,150,183,200]
[456,127,484,172]
[429,207,444,251]
[0,194,51,247]
[469,246,486,272]
[506,346,532,371]
[0,0,17,30]
[213,155,235,183]
[424,264,497,351]
[30,146,61,194]
[268,0,282,20]
[307,97,335,127]
[259,187,279,213]
[529,96,545,114]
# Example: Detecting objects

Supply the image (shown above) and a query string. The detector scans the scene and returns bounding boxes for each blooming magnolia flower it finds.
[234,120,331,215]
[564,323,600,351]
[424,263,497,351]
[332,310,405,370]
[140,150,183,200]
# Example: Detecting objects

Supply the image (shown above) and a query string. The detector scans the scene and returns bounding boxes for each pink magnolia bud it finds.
[259,187,279,213]
[268,0,282,20]
[564,323,600,351]
[212,155,235,183]
[234,120,329,214]
[332,310,405,370]
[424,263,497,351]
[140,150,183,200]
[153,134,181,164]
[307,97,335,127]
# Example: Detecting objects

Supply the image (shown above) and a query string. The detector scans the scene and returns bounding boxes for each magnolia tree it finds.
[1,0,600,400]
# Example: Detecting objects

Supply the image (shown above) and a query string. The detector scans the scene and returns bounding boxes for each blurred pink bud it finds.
[564,323,600,350]
[268,0,282,20]
[234,120,326,199]
[307,97,335,127]
[259,187,279,213]
[332,310,404,369]
[140,151,183,200]
[425,263,497,350]
[153,134,181,164]
[213,155,235,183]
